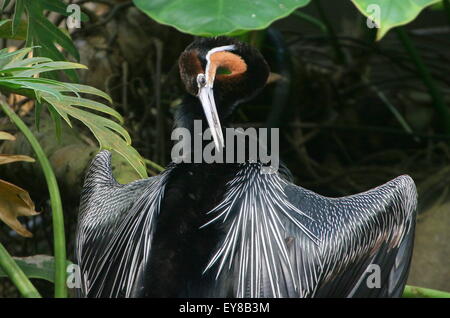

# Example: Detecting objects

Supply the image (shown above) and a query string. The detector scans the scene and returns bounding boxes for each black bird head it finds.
[179,36,270,149]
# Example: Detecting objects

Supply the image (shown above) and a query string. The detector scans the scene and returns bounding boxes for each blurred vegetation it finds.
[0,0,449,297]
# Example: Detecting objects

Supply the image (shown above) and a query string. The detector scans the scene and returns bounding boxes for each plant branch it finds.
[403,285,450,298]
[443,0,450,25]
[0,243,41,298]
[396,27,450,134]
[313,0,347,64]
[0,97,67,298]
[143,158,164,172]
[292,11,327,33]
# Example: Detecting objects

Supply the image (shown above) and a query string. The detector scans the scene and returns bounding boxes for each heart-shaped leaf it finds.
[351,0,441,40]
[0,179,38,238]
[134,0,311,36]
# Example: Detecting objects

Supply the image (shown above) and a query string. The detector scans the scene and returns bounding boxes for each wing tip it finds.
[389,174,417,195]
[393,174,418,238]
[395,174,415,186]
[394,174,418,202]
[83,150,116,187]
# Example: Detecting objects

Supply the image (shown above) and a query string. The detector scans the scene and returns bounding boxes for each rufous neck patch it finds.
[208,51,247,81]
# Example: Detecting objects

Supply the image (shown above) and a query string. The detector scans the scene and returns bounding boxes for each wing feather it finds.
[75,150,172,297]
[202,163,417,298]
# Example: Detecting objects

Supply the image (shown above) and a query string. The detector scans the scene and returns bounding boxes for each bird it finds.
[75,36,417,298]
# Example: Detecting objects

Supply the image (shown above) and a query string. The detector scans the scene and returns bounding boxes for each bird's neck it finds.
[175,94,230,131]
[172,94,236,165]
[173,95,274,169]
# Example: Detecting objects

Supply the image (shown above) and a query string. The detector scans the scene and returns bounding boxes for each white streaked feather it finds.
[202,163,417,298]
[202,163,320,297]
[75,151,173,297]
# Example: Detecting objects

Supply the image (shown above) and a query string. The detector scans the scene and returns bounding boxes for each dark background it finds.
[0,1,449,296]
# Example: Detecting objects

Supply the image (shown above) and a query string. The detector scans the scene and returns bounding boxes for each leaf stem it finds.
[443,0,450,25]
[0,97,67,298]
[0,243,41,298]
[143,158,164,172]
[313,0,347,64]
[292,11,327,33]
[403,285,450,298]
[396,27,450,134]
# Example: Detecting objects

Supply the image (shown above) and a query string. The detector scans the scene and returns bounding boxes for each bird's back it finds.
[140,163,238,297]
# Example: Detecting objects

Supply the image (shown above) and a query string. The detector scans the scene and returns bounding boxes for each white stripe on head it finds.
[205,45,236,87]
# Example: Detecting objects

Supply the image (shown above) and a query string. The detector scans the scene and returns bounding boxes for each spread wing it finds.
[202,163,417,298]
[75,150,172,297]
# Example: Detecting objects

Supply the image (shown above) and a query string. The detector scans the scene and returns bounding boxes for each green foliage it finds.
[0,47,147,178]
[134,0,440,39]
[403,285,450,298]
[0,243,41,297]
[0,19,27,40]
[1,98,68,297]
[12,0,85,81]
[0,255,71,283]
[133,0,311,36]
[350,0,441,40]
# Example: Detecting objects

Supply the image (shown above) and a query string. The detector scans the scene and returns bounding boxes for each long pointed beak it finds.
[198,85,224,150]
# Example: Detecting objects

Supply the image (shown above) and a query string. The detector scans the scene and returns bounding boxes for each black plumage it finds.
[75,37,417,298]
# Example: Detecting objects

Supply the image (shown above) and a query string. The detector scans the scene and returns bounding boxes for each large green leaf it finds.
[351,0,441,40]
[133,0,311,36]
[0,49,148,178]
[0,255,72,283]
[13,0,84,81]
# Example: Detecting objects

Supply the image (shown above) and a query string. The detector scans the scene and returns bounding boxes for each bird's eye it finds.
[197,74,207,87]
